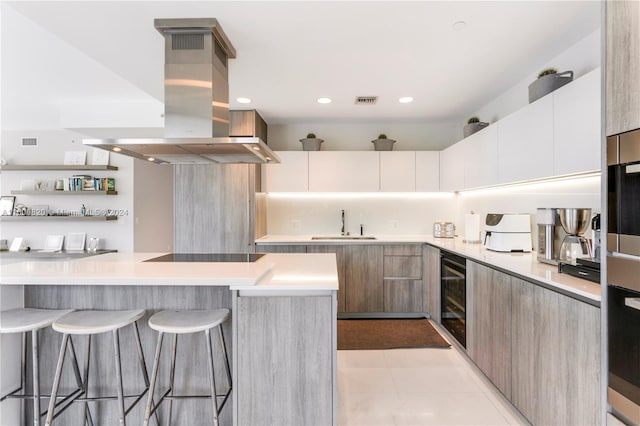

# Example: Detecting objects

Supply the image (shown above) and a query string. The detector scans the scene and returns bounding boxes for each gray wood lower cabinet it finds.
[465,260,601,425]
[510,277,601,425]
[344,245,384,312]
[256,244,307,253]
[383,279,423,312]
[235,294,335,426]
[467,261,512,398]
[306,245,347,313]
[423,245,441,321]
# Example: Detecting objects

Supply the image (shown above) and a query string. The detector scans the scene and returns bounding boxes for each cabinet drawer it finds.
[384,244,423,256]
[384,255,422,278]
[383,280,424,312]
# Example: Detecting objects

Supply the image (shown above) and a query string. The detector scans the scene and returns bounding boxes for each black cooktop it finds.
[144,253,265,263]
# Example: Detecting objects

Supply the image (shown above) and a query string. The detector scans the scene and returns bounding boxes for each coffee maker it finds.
[536,208,565,265]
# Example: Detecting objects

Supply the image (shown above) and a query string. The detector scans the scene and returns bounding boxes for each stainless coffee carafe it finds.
[536,208,565,265]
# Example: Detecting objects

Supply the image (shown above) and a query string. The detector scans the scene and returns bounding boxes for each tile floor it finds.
[337,332,527,426]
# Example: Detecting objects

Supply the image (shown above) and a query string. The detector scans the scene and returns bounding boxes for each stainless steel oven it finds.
[608,278,640,425]
[441,251,466,348]
[608,128,640,256]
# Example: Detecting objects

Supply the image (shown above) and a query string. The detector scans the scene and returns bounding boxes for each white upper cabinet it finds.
[262,151,309,192]
[308,151,380,192]
[416,151,440,192]
[440,139,466,192]
[463,125,498,189]
[498,95,554,183]
[380,152,416,192]
[553,68,601,175]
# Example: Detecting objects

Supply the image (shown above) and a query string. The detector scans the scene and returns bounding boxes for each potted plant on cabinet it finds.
[371,134,396,151]
[299,133,323,151]
[528,68,573,103]
[463,117,489,138]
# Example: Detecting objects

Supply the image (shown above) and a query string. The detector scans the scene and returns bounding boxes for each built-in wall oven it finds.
[608,128,640,256]
[440,251,466,348]
[608,127,640,425]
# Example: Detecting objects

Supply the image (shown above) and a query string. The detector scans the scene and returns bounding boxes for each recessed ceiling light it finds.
[317,97,332,104]
[399,97,414,103]
[453,21,466,31]
[236,97,252,104]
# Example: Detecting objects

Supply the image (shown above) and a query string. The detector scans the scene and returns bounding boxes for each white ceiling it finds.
[2,1,601,126]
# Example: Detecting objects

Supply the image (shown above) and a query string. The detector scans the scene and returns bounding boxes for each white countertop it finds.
[423,236,601,303]
[0,252,339,291]
[256,234,602,303]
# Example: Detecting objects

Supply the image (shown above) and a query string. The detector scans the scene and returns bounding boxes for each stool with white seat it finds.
[45,309,155,426]
[0,308,83,426]
[143,309,232,426]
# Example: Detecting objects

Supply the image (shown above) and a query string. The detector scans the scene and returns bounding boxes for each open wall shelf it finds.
[1,165,118,171]
[10,190,118,195]
[0,215,118,222]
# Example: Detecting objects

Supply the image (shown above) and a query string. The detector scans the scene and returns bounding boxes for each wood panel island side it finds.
[0,252,338,426]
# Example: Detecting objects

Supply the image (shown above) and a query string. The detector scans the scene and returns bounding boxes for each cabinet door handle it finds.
[625,298,640,311]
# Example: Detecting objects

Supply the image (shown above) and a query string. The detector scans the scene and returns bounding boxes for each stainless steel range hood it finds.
[84,18,279,164]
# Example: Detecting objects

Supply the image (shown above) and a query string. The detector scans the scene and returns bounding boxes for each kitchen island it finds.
[0,252,339,426]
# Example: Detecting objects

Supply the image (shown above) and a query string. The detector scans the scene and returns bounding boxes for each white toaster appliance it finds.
[483,213,532,253]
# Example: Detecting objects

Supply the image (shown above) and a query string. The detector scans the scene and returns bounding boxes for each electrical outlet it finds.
[292,220,301,231]
[391,220,399,230]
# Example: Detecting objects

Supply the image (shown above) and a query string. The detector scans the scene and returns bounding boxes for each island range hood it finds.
[84,18,279,164]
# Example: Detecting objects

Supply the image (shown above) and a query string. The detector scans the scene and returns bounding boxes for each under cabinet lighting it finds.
[267,192,454,199]
[458,171,601,196]
[147,157,155,162]
[113,147,122,152]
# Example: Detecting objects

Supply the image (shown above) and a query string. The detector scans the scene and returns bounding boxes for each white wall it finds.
[0,129,135,252]
[466,29,601,124]
[267,122,460,151]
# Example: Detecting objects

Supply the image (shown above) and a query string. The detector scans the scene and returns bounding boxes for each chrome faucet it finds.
[341,210,349,236]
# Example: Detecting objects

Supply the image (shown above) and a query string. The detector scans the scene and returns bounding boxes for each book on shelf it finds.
[63,175,116,192]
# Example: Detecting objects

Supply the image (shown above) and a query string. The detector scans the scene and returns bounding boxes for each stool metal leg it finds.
[82,335,94,426]
[166,333,178,426]
[132,322,159,426]
[217,325,232,390]
[205,329,220,426]
[32,329,40,426]
[45,334,69,426]
[112,329,126,426]
[144,331,164,426]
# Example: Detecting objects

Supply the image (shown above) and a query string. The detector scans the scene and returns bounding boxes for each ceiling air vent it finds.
[21,137,38,147]
[354,96,378,105]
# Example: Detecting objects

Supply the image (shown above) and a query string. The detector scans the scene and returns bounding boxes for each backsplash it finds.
[456,175,601,243]
[265,175,601,250]
[266,193,457,236]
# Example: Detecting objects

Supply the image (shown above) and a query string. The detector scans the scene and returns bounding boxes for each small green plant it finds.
[306,133,316,139]
[467,116,480,124]
[538,68,557,78]
[378,134,387,139]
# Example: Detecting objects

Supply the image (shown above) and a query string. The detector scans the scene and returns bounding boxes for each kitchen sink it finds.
[311,236,377,240]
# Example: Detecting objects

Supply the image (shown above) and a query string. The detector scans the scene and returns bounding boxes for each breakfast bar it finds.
[0,252,339,425]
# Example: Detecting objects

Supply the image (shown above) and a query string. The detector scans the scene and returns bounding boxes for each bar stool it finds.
[143,309,232,426]
[0,308,83,426]
[45,309,155,426]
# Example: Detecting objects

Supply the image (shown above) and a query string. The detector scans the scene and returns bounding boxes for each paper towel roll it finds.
[464,212,481,244]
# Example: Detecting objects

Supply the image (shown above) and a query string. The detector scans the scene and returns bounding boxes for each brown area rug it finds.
[337,318,451,350]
